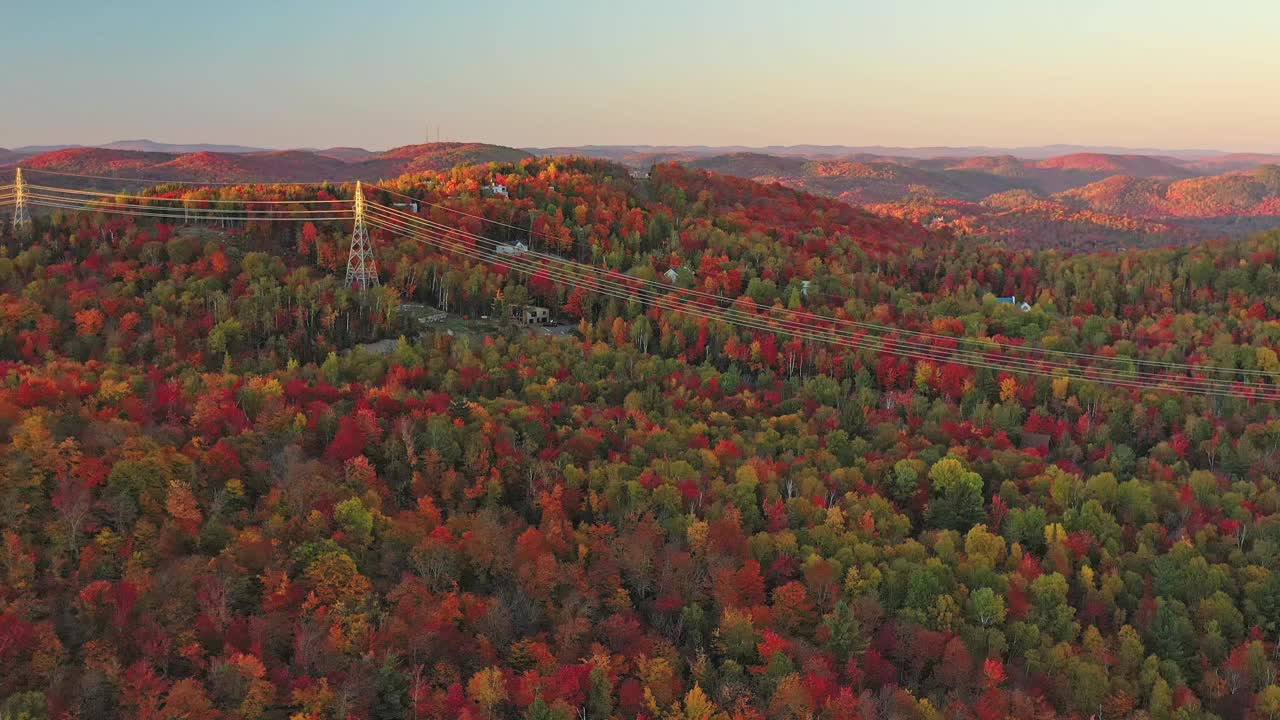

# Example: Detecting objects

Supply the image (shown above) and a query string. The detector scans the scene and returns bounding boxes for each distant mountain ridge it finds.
[530,143,1245,161]
[6,139,381,162]
[6,138,1279,251]
[1,142,534,185]
[100,139,268,154]
[8,139,1277,164]
[10,140,269,155]
[660,150,1280,250]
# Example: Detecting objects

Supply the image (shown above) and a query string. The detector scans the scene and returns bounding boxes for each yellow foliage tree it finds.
[467,666,508,719]
[165,479,203,534]
[964,524,1007,567]
[999,376,1018,403]
[681,683,723,720]
[304,551,372,611]
[1052,375,1070,400]
[1044,522,1068,546]
[1256,685,1280,719]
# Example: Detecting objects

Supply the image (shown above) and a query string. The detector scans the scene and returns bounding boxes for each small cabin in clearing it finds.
[512,305,549,325]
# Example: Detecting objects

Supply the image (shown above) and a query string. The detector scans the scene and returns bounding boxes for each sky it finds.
[3,0,1278,152]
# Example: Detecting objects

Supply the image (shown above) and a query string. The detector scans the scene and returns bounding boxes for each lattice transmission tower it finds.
[345,181,379,294]
[12,168,31,233]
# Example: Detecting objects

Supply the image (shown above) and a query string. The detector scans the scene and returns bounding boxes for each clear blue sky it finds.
[3,0,1278,151]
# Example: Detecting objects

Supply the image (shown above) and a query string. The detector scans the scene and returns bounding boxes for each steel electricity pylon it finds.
[345,180,378,294]
[12,168,31,233]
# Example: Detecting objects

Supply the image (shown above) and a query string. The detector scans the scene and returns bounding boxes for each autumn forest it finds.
[3,152,1280,720]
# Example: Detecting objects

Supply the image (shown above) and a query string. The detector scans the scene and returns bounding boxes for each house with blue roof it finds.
[996,295,1032,312]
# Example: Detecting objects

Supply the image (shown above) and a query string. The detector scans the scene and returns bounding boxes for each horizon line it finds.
[8,138,1280,158]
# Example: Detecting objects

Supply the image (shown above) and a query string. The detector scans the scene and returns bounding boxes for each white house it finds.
[801,280,812,296]
[629,169,650,180]
[484,183,509,198]
[664,268,680,283]
[1019,301,1032,312]
[496,241,528,256]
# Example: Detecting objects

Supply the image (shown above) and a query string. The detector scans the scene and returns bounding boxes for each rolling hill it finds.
[371,143,533,174]
[657,151,1280,250]
[312,147,380,162]
[0,148,28,165]
[20,148,178,175]
[686,152,809,178]
[531,142,1233,160]
[1183,153,1280,173]
[8,139,1279,250]
[99,139,267,154]
[685,151,1198,199]
[1031,152,1189,175]
[2,142,535,185]
[1058,164,1280,218]
[865,192,1194,251]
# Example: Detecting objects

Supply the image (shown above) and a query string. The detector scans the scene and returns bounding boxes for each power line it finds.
[20,166,347,187]
[366,200,1278,382]
[26,183,353,205]
[369,184,1276,379]
[365,204,1274,397]
[24,197,352,223]
[363,203,1279,399]
[12,169,1277,397]
[364,209,1277,400]
[24,194,351,217]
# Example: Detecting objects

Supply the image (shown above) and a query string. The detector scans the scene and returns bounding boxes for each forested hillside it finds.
[3,157,1280,719]
[1,143,533,186]
[661,152,1280,251]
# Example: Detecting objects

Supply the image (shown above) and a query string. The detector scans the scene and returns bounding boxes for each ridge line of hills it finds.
[9,139,1274,159]
[0,143,533,184]
[3,141,1279,251]
[668,151,1280,250]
